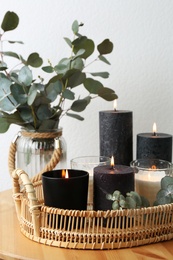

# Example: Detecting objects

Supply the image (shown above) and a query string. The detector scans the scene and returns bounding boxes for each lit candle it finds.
[93,157,134,211]
[137,123,172,162]
[42,169,89,210]
[131,159,172,206]
[99,100,133,165]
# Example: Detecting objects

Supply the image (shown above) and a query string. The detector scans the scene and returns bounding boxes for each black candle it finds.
[42,169,89,210]
[93,164,134,211]
[137,124,172,162]
[99,106,133,165]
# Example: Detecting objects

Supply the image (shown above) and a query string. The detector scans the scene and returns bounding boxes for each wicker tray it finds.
[9,142,173,250]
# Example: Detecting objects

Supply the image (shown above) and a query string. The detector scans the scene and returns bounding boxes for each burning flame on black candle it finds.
[62,169,69,178]
[113,100,117,111]
[153,122,157,136]
[111,156,115,169]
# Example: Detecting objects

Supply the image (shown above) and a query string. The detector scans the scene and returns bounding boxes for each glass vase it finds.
[16,128,66,179]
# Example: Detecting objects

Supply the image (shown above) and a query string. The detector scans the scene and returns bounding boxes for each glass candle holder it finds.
[130,159,172,206]
[70,156,111,210]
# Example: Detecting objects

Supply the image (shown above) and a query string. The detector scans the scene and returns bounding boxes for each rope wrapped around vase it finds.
[8,130,62,183]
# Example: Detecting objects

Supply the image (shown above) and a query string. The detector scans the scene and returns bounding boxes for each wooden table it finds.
[0,190,173,260]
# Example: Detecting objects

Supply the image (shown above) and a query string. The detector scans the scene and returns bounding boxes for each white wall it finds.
[0,0,173,191]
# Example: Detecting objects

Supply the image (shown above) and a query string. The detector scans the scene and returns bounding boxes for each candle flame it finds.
[111,156,115,167]
[113,100,117,110]
[62,169,69,178]
[151,165,157,170]
[153,122,157,135]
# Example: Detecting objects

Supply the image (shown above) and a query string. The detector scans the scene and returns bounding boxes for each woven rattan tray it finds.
[9,141,173,250]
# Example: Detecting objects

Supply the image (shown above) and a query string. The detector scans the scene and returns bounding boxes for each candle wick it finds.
[153,132,157,136]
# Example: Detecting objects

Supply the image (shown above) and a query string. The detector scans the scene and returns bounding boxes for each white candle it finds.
[135,170,165,206]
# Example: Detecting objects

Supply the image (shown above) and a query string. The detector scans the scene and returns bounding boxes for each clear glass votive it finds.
[130,159,172,206]
[70,156,111,210]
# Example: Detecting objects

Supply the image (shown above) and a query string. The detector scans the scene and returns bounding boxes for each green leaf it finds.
[71,97,91,112]
[38,119,58,131]
[1,11,19,32]
[90,72,109,78]
[161,176,173,190]
[8,40,24,44]
[73,49,85,59]
[140,196,150,207]
[97,39,113,55]
[2,51,20,60]
[62,89,75,100]
[36,104,52,120]
[19,107,33,123]
[0,61,7,71]
[27,85,37,105]
[64,37,72,47]
[0,117,10,133]
[72,20,79,34]
[66,112,84,121]
[11,83,27,104]
[27,53,43,68]
[112,190,121,200]
[46,80,62,102]
[167,184,173,194]
[0,95,17,112]
[127,191,142,207]
[125,197,136,209]
[112,201,119,210]
[106,193,114,201]
[73,37,95,59]
[42,66,54,73]
[18,66,33,86]
[0,78,12,99]
[98,87,118,101]
[98,55,111,65]
[71,57,84,70]
[68,71,86,88]
[84,78,103,94]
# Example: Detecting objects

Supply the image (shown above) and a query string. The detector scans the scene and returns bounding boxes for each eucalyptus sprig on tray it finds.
[153,176,173,206]
[0,11,117,133]
[106,190,150,210]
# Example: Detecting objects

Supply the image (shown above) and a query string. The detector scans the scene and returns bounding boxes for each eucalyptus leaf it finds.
[161,176,173,190]
[112,201,119,210]
[84,78,103,94]
[2,51,20,60]
[68,70,86,88]
[66,112,84,121]
[127,191,142,207]
[0,78,12,99]
[19,107,33,122]
[106,193,113,201]
[71,97,90,112]
[98,87,118,101]
[0,117,10,133]
[18,66,33,86]
[72,20,79,35]
[46,80,62,102]
[71,57,84,70]
[125,197,136,209]
[64,37,72,47]
[167,184,173,194]
[8,40,24,44]
[0,95,17,112]
[11,83,27,104]
[98,55,111,65]
[36,104,52,120]
[1,11,19,32]
[97,39,113,55]
[42,66,54,73]
[90,72,109,78]
[112,190,121,199]
[73,37,95,59]
[62,89,75,100]
[0,61,7,71]
[27,84,37,105]
[27,52,43,68]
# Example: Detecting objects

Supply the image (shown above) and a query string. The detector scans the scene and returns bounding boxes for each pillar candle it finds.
[99,105,133,165]
[137,128,172,162]
[93,165,134,211]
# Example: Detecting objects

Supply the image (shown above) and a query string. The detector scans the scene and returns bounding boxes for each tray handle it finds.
[12,168,41,237]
